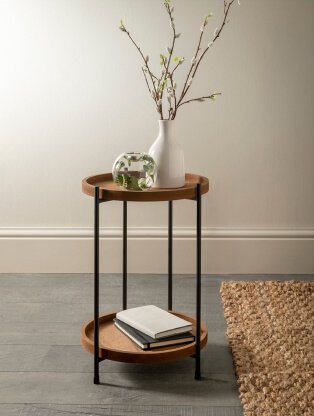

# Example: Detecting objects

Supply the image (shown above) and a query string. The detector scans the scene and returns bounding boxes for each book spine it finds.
[114,323,147,349]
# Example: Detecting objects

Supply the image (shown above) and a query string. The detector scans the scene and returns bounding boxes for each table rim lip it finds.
[82,172,209,202]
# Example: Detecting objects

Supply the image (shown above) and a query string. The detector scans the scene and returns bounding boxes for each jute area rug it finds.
[220,281,313,416]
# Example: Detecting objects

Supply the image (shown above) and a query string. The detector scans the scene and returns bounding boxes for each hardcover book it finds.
[114,319,194,350]
[116,305,192,339]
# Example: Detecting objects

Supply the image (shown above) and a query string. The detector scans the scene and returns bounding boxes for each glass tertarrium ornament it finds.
[112,152,157,191]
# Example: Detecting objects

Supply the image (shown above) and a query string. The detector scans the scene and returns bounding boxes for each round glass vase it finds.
[112,152,157,191]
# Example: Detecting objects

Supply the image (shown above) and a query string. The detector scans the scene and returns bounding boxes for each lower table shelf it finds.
[81,311,208,364]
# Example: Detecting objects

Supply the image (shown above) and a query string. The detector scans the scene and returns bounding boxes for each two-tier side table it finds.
[81,173,209,384]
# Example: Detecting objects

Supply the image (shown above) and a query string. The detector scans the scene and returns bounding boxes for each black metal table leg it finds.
[123,201,127,310]
[195,183,202,380]
[94,186,100,385]
[168,201,173,310]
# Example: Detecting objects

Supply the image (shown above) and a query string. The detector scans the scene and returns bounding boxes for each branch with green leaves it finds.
[158,0,181,118]
[172,0,236,118]
[175,12,213,114]
[177,93,222,109]
[119,0,238,120]
[119,19,161,113]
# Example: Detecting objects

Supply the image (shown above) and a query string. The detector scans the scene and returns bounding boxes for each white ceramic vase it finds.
[148,120,185,188]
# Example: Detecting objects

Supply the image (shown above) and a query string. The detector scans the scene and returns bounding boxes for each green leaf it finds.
[119,19,126,32]
[122,174,131,189]
[142,154,151,161]
[204,12,213,26]
[138,178,148,190]
[210,92,222,101]
[159,79,166,91]
[115,161,125,171]
[160,54,166,65]
[116,174,124,186]
[130,176,141,190]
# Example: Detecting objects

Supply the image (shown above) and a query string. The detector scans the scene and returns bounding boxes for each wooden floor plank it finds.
[0,372,241,407]
[0,274,222,305]
[0,403,243,416]
[0,404,23,416]
[0,343,234,375]
[0,322,81,346]
[0,302,225,325]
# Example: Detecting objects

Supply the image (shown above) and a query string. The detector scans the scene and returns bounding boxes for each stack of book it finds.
[114,305,194,350]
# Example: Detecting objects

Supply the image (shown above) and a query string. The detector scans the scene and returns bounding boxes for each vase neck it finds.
[158,120,175,138]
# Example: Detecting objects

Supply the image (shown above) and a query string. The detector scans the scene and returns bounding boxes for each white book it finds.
[116,305,192,339]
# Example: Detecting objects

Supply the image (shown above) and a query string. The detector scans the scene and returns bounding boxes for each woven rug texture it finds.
[220,280,314,416]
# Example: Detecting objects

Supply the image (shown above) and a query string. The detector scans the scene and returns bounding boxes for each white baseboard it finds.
[1,226,314,239]
[0,227,314,274]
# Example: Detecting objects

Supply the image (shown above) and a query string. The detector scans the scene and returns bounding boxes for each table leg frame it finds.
[123,201,127,310]
[168,201,173,311]
[93,184,202,384]
[195,183,202,380]
[94,186,100,385]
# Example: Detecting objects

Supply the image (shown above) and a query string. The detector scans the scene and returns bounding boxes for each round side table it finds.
[81,173,209,384]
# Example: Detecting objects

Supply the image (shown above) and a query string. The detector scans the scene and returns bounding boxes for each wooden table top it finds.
[82,173,209,202]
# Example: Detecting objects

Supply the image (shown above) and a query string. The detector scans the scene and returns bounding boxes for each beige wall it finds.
[1,0,314,273]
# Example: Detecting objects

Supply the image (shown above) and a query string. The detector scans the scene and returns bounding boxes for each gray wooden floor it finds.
[0,274,313,416]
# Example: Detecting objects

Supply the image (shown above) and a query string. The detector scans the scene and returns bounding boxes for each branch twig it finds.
[177,93,221,108]
[159,1,177,119]
[177,0,235,110]
[120,21,159,105]
[142,67,152,95]
[177,20,205,110]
